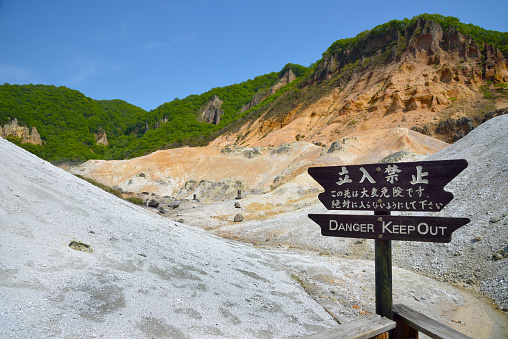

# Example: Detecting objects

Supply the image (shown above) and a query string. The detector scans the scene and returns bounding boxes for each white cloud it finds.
[141,34,195,51]
[0,65,32,83]
[66,52,129,86]
[170,34,195,44]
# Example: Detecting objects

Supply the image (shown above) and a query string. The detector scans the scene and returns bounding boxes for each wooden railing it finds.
[302,304,472,339]
[301,314,395,339]
[392,304,472,339]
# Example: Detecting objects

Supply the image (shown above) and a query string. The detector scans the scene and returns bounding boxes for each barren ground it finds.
[3,118,506,338]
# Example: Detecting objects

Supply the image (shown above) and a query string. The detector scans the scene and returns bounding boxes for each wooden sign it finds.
[308,160,467,212]
[308,214,470,243]
[308,159,469,321]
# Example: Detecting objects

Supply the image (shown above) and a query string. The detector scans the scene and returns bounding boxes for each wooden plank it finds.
[302,314,396,339]
[393,304,471,339]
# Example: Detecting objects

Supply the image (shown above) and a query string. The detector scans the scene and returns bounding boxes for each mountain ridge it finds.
[1,14,507,162]
[209,16,508,147]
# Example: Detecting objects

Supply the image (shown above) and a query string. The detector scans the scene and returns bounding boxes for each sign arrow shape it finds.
[308,214,470,243]
[308,159,467,212]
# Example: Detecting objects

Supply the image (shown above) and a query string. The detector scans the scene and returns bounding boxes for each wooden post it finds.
[375,210,392,320]
[307,161,470,339]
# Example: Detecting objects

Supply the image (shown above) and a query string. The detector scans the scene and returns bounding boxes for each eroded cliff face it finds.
[240,69,298,113]
[269,68,297,95]
[210,19,508,147]
[0,118,42,145]
[200,95,224,125]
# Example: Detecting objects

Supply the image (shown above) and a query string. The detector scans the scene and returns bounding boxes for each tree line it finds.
[324,14,508,58]
[2,14,506,163]
[0,67,297,162]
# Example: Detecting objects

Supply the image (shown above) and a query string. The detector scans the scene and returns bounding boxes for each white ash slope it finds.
[0,137,337,338]
[393,114,508,310]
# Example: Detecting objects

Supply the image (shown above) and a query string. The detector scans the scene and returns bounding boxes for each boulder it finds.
[147,199,159,208]
[167,202,180,209]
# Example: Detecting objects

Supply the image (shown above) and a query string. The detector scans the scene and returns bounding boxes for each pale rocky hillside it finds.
[2,118,508,338]
[70,127,448,200]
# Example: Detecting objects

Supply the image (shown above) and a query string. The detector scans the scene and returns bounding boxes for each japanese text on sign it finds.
[308,160,468,212]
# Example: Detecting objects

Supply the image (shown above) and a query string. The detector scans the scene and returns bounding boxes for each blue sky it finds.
[0,0,506,111]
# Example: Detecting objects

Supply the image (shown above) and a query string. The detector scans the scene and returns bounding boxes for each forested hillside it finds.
[106,69,289,159]
[0,85,144,162]
[0,67,305,162]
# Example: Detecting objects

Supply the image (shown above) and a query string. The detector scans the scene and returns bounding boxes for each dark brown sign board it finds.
[308,214,470,243]
[308,159,468,212]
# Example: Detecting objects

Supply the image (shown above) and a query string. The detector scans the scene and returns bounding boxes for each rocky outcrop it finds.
[241,90,269,112]
[435,116,475,141]
[483,43,508,83]
[312,18,486,85]
[154,116,168,129]
[240,69,298,113]
[429,107,508,142]
[0,118,42,145]
[220,145,264,158]
[269,69,297,95]
[176,178,245,201]
[200,95,224,124]
[94,128,108,146]
[327,137,357,153]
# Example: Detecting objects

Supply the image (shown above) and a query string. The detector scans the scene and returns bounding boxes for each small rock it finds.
[147,199,159,208]
[234,214,244,222]
[168,202,180,209]
[492,253,504,261]
[234,202,241,208]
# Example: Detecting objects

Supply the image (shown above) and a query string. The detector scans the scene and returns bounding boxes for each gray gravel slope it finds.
[394,114,508,309]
